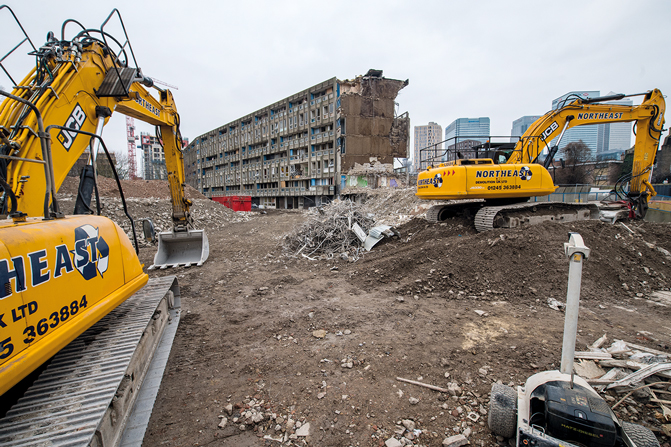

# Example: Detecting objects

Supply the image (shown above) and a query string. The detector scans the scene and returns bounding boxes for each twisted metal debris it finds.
[283,200,375,261]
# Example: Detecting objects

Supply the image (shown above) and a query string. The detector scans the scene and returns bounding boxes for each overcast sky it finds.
[3,0,670,172]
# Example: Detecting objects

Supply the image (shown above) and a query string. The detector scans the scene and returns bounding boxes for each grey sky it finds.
[4,0,670,171]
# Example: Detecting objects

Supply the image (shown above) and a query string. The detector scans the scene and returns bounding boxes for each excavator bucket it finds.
[151,229,209,269]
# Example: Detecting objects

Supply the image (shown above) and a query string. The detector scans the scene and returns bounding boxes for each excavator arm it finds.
[114,84,193,231]
[1,42,192,231]
[510,89,666,199]
[0,9,206,266]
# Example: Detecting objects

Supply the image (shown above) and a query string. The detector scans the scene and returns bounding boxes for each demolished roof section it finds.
[339,70,409,100]
[338,70,410,172]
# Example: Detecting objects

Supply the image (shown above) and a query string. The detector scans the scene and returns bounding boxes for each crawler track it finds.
[425,200,485,223]
[0,276,180,447]
[474,202,600,232]
[426,201,600,232]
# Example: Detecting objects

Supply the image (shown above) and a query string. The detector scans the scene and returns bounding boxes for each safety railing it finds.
[418,135,523,170]
[532,191,671,204]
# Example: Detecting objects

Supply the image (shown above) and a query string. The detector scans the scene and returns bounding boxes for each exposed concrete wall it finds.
[184,71,409,201]
[390,113,410,157]
[67,152,118,179]
[340,74,409,171]
[653,132,671,182]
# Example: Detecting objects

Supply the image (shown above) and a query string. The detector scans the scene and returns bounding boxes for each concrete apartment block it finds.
[184,69,409,209]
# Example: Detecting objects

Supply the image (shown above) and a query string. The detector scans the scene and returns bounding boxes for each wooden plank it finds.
[598,359,635,368]
[587,378,617,385]
[624,342,669,358]
[396,377,448,393]
[590,334,608,350]
[598,359,671,379]
[575,351,612,360]
[591,368,623,390]
[606,363,671,389]
[651,398,671,405]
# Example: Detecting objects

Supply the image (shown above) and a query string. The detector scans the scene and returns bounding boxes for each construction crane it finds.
[125,116,138,179]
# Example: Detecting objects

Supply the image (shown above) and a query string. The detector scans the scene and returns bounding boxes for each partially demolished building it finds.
[183,70,409,208]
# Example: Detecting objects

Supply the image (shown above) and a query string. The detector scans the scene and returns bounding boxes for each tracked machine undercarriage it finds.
[425,199,600,232]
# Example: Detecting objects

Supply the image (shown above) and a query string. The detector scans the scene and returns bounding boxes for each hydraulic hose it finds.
[0,174,18,215]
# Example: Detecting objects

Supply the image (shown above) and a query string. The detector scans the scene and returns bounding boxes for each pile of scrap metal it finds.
[283,199,398,261]
[572,333,671,434]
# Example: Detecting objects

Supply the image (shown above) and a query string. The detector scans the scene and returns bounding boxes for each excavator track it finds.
[0,276,180,447]
[425,200,485,223]
[473,202,600,232]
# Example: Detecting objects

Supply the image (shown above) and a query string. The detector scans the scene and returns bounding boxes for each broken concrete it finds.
[339,71,409,171]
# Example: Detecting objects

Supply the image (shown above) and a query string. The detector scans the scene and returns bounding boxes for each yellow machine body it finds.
[417,159,556,201]
[0,9,205,396]
[0,215,147,395]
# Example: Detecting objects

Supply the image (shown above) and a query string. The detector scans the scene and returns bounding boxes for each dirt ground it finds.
[130,197,671,446]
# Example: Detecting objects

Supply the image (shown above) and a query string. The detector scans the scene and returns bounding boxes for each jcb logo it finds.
[57,103,86,151]
[541,121,559,140]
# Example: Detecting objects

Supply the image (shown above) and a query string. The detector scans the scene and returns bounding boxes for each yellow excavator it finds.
[416,89,666,231]
[0,5,207,409]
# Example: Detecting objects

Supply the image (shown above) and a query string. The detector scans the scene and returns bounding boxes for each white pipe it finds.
[561,254,583,374]
[560,233,590,375]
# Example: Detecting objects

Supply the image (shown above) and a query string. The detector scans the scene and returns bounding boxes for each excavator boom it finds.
[0,9,207,267]
[510,89,665,197]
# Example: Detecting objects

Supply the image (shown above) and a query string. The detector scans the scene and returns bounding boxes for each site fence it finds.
[531,191,671,203]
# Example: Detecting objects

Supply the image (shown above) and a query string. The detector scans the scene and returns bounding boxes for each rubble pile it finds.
[58,195,254,247]
[58,176,206,200]
[352,187,430,227]
[283,200,375,261]
[346,161,395,175]
[216,393,313,443]
[573,334,671,434]
[56,177,254,247]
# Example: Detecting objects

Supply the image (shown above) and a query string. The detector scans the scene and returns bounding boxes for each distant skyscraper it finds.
[511,116,541,142]
[551,91,600,157]
[551,91,633,159]
[596,93,633,154]
[413,122,442,172]
[444,117,490,144]
[443,118,490,162]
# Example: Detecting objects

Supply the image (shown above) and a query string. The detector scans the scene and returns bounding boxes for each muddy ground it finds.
[129,198,671,447]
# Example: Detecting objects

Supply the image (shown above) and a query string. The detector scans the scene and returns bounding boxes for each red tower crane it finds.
[125,116,138,179]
